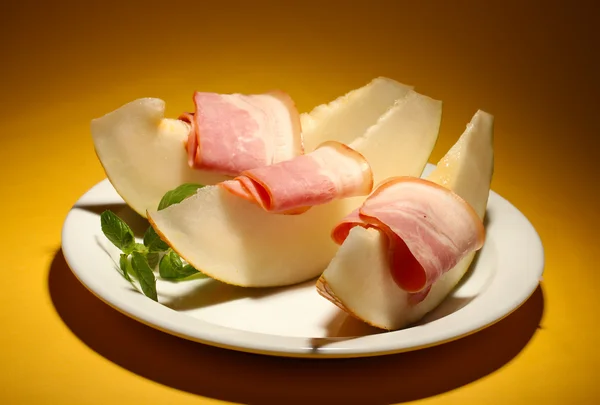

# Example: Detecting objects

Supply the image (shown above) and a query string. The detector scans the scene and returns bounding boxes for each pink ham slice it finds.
[180,90,303,176]
[332,177,485,303]
[221,141,374,214]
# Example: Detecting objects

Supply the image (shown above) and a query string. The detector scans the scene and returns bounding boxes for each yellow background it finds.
[1,0,598,404]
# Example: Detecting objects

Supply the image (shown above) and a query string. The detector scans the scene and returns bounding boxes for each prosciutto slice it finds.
[180,90,303,176]
[221,141,373,214]
[332,177,485,303]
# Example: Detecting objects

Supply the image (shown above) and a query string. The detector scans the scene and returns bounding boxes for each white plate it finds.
[61,165,544,358]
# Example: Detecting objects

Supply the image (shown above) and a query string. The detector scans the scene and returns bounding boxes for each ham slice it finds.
[180,90,303,176]
[332,176,485,303]
[221,141,373,214]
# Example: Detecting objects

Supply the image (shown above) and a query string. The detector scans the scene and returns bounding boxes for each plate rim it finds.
[61,173,545,359]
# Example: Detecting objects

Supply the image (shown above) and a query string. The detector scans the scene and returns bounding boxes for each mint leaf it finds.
[100,210,135,254]
[159,250,200,279]
[143,226,169,252]
[157,183,204,211]
[181,264,204,279]
[146,252,159,269]
[178,269,209,281]
[119,253,132,282]
[130,252,158,301]
[159,250,183,278]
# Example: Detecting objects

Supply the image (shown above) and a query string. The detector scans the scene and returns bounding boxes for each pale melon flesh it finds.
[317,110,494,330]
[148,86,442,287]
[91,98,231,217]
[300,77,412,151]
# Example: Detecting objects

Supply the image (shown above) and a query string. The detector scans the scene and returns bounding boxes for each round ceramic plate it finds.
[61,166,544,358]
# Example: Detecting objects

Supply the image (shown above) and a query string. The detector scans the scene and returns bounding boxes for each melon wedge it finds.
[91,98,230,217]
[316,110,494,330]
[148,88,442,287]
[300,77,412,151]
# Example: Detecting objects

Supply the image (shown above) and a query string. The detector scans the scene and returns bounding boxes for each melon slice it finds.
[300,77,412,151]
[91,98,230,217]
[148,89,442,287]
[316,110,494,330]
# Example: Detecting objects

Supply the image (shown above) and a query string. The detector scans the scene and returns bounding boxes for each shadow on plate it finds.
[48,248,544,405]
[160,277,303,311]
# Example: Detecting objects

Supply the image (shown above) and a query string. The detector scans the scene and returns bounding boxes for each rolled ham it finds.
[180,90,303,176]
[221,141,373,214]
[332,176,485,303]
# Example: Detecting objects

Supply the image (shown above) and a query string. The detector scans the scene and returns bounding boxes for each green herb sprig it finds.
[100,183,206,301]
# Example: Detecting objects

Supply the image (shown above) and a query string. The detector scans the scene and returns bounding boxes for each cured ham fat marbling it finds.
[180,90,303,176]
[221,141,373,214]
